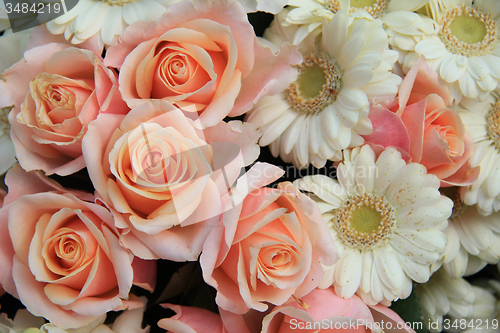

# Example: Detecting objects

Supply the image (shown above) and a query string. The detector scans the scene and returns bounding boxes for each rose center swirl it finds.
[439,5,497,57]
[286,53,342,114]
[486,101,500,150]
[327,0,389,18]
[332,193,397,249]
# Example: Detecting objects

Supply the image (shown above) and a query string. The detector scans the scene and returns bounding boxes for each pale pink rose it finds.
[0,165,155,329]
[158,305,226,333]
[104,0,301,128]
[82,100,260,261]
[363,57,479,186]
[200,163,339,314]
[157,304,267,333]
[262,288,415,333]
[0,44,128,176]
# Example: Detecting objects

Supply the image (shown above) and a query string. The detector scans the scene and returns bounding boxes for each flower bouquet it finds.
[0,0,500,332]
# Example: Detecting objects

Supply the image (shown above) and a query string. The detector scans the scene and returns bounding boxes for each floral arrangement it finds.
[1,0,500,332]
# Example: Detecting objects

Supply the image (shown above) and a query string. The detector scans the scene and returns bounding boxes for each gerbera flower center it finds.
[327,0,388,18]
[439,5,497,57]
[486,101,500,150]
[333,193,397,249]
[286,53,342,114]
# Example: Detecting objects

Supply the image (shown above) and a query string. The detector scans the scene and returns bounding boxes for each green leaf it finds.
[390,292,428,333]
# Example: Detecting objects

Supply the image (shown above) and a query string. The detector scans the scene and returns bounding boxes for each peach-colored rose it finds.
[0,44,128,176]
[363,57,479,186]
[158,305,227,333]
[104,0,301,128]
[201,163,338,314]
[0,165,155,329]
[261,288,415,333]
[82,100,260,261]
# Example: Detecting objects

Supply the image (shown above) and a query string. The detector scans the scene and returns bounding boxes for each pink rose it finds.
[363,58,479,186]
[201,163,338,314]
[82,100,260,261]
[158,305,227,333]
[0,44,128,175]
[0,165,155,328]
[261,288,415,333]
[104,0,301,128]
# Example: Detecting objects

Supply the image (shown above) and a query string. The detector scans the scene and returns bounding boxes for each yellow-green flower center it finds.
[450,15,487,44]
[296,64,327,100]
[327,0,388,18]
[287,53,342,114]
[440,5,497,57]
[351,0,377,9]
[486,101,500,150]
[333,193,397,249]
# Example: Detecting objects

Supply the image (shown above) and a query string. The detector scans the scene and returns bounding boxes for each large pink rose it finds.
[201,163,338,314]
[104,0,301,128]
[363,57,479,186]
[82,100,260,261]
[0,165,155,328]
[262,288,415,333]
[0,44,128,175]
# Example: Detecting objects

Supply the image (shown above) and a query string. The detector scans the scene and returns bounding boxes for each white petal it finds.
[122,2,150,25]
[393,248,430,283]
[439,54,466,83]
[308,115,320,154]
[415,38,448,59]
[459,72,480,99]
[259,109,298,146]
[334,249,362,298]
[324,10,348,59]
[396,229,446,252]
[337,88,368,110]
[391,234,440,264]
[320,104,340,143]
[342,62,375,88]
[282,113,305,154]
[374,247,404,290]
[338,32,366,69]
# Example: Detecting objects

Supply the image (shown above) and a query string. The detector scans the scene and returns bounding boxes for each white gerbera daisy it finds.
[283,0,432,44]
[411,0,500,102]
[457,93,500,215]
[434,187,500,279]
[45,0,182,46]
[416,269,475,333]
[452,286,499,333]
[285,0,431,23]
[246,10,401,169]
[294,145,452,305]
